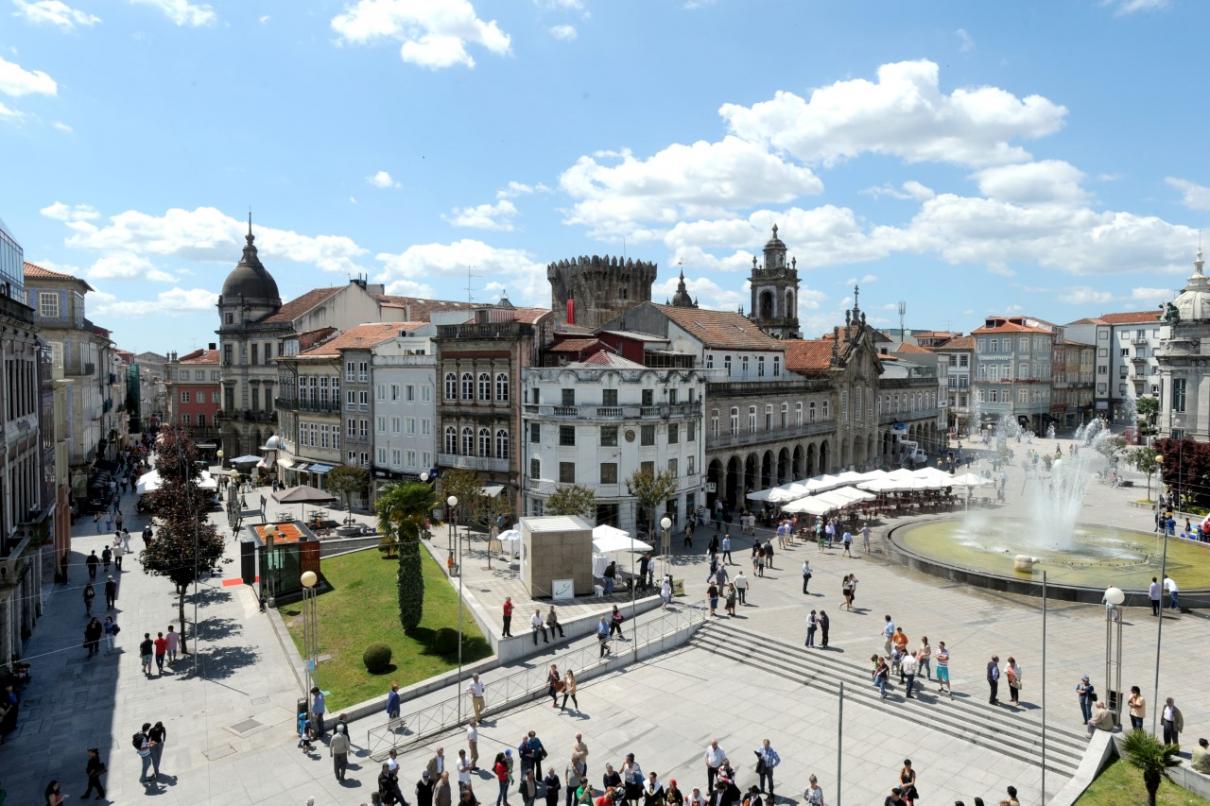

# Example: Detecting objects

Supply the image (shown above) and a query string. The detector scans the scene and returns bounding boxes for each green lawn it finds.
[282,548,491,711]
[1076,758,1210,806]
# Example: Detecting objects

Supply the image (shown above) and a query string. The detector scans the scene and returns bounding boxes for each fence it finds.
[365,600,709,759]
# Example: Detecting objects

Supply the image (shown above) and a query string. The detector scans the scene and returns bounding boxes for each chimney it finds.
[567,294,576,326]
[208,342,216,350]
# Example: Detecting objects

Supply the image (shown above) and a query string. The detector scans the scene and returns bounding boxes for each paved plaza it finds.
[2,436,1209,804]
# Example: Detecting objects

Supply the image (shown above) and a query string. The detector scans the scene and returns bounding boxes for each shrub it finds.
[433,627,460,656]
[363,643,393,674]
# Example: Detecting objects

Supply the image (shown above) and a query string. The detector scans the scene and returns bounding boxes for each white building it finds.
[522,350,706,536]
[1156,249,1210,440]
[934,335,973,435]
[370,324,438,494]
[1066,311,1162,423]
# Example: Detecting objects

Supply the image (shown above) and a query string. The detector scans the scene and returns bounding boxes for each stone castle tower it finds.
[749,224,801,339]
[548,255,657,330]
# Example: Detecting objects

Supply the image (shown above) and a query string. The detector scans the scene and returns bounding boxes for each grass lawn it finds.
[282,548,491,711]
[1076,758,1210,806]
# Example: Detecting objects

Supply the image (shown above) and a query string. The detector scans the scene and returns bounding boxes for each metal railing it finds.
[365,600,708,758]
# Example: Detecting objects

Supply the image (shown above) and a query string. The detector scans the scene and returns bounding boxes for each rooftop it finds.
[298,321,426,357]
[264,287,343,324]
[23,261,95,291]
[783,339,835,374]
[935,335,975,350]
[654,304,785,350]
[1098,310,1163,325]
[895,341,933,354]
[179,348,219,365]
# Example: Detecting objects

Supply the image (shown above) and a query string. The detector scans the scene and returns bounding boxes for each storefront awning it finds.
[480,484,504,498]
[277,456,296,470]
[309,463,335,475]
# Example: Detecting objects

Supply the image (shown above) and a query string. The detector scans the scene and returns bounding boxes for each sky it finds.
[2,0,1209,353]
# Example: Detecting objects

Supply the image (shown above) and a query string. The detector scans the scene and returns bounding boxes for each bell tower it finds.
[748,224,801,339]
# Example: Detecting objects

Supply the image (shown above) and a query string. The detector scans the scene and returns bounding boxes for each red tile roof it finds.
[895,342,933,354]
[299,322,427,356]
[784,339,835,374]
[23,261,94,291]
[574,351,644,368]
[298,327,337,351]
[548,338,604,353]
[654,304,785,350]
[264,287,343,324]
[179,348,219,365]
[935,335,974,350]
[378,295,478,320]
[972,321,1051,335]
[1098,310,1162,325]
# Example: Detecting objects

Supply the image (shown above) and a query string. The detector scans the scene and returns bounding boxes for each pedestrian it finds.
[882,616,895,657]
[546,664,561,708]
[703,739,725,793]
[547,607,565,639]
[572,733,589,770]
[986,656,1001,705]
[1149,576,1162,617]
[331,727,351,781]
[312,686,326,736]
[112,540,124,572]
[520,769,538,806]
[84,617,103,658]
[764,539,774,570]
[643,772,663,806]
[386,682,402,721]
[83,582,96,616]
[892,627,909,661]
[532,609,549,645]
[565,763,584,806]
[665,779,683,806]
[734,571,748,605]
[801,560,812,594]
[610,605,625,638]
[724,583,737,616]
[154,631,168,674]
[622,752,643,806]
[847,574,858,608]
[115,510,124,531]
[139,632,154,675]
[722,533,732,565]
[805,610,817,648]
[502,597,514,638]
[841,530,852,557]
[103,615,119,653]
[1076,676,1094,723]
[1165,575,1180,610]
[457,749,473,795]
[165,625,179,663]
[380,763,402,805]
[872,655,889,699]
[1193,739,1210,774]
[83,747,107,799]
[93,511,103,533]
[597,616,611,658]
[466,719,480,770]
[707,582,719,616]
[561,669,579,712]
[1128,686,1146,731]
[861,522,871,555]
[85,549,100,581]
[544,768,562,806]
[104,575,117,609]
[819,610,830,648]
[1162,697,1184,748]
[419,770,436,806]
[1006,657,1022,705]
[469,674,487,719]
[935,641,952,698]
[901,651,918,698]
[755,739,780,797]
[898,759,918,804]
[148,720,167,777]
[101,544,112,572]
[46,779,65,805]
[660,575,673,607]
[134,723,154,783]
[803,774,824,805]
[603,561,617,595]
[493,754,510,806]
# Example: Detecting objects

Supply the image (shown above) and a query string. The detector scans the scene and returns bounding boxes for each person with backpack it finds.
[133,724,154,783]
[139,633,154,676]
[83,747,107,799]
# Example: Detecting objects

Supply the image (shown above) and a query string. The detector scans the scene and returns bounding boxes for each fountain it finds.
[888,417,1210,603]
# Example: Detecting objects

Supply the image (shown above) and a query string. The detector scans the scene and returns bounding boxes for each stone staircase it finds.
[689,620,1088,779]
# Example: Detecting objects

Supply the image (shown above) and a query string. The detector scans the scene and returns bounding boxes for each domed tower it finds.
[670,269,696,308]
[547,255,656,330]
[218,214,281,327]
[1156,247,1210,440]
[749,224,801,339]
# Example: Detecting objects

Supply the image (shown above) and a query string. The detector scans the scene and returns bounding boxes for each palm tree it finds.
[1120,728,1181,806]
[377,482,439,633]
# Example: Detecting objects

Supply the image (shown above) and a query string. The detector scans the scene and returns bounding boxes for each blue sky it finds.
[2,0,1208,352]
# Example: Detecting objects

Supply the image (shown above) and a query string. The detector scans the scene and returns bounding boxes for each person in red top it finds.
[595,788,616,806]
[153,631,169,675]
[493,751,510,806]
[502,597,514,638]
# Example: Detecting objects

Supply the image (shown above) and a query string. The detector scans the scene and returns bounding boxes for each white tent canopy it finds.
[591,525,653,554]
[747,469,890,505]
[137,469,218,495]
[951,472,993,487]
[782,485,876,515]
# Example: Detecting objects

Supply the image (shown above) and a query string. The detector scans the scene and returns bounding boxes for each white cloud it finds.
[862,180,935,201]
[548,24,576,40]
[560,136,823,239]
[955,28,975,52]
[1165,177,1210,212]
[40,201,99,222]
[0,55,57,97]
[86,252,177,283]
[1131,287,1172,303]
[13,0,100,30]
[845,274,878,286]
[654,275,744,311]
[51,120,71,132]
[128,0,215,27]
[46,205,369,274]
[367,169,400,189]
[0,100,24,121]
[972,160,1088,204]
[376,239,546,304]
[445,199,518,231]
[719,59,1067,167]
[496,180,549,199]
[1105,0,1169,15]
[534,0,584,9]
[331,0,511,70]
[1059,287,1113,305]
[259,14,269,24]
[91,287,218,316]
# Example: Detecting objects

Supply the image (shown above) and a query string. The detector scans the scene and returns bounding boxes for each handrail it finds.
[365,600,709,758]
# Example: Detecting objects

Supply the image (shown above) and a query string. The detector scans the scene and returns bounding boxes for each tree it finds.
[1120,728,1180,806]
[1130,446,1160,500]
[1153,437,1210,510]
[326,465,370,518]
[626,468,677,540]
[440,469,483,524]
[1136,396,1159,431]
[141,427,227,655]
[377,481,439,633]
[545,485,596,519]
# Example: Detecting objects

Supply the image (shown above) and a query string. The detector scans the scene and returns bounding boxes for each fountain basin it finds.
[889,518,1210,605]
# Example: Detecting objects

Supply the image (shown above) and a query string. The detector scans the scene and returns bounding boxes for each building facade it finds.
[1067,311,1162,422]
[747,225,801,339]
[972,316,1056,433]
[275,338,343,488]
[935,336,973,435]
[165,347,221,445]
[369,324,438,496]
[548,255,656,330]
[1156,249,1210,440]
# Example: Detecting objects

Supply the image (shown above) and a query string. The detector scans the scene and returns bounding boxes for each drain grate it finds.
[228,717,263,736]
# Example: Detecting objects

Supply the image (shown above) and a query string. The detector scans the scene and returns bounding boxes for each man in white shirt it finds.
[1164,576,1180,611]
[703,739,725,793]
[531,609,549,645]
[456,749,472,790]
[754,739,781,797]
[466,720,479,770]
[901,651,919,699]
[468,675,486,720]
[1149,577,1162,617]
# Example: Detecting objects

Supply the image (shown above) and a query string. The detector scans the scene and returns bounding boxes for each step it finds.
[690,624,1083,777]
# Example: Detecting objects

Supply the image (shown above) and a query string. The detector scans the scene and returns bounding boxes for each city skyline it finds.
[2,0,1208,352]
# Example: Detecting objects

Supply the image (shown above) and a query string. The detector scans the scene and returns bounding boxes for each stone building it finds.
[747,225,801,339]
[165,347,221,446]
[548,255,656,330]
[1156,249,1210,440]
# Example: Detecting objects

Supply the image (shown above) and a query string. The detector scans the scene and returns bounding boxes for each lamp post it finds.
[659,515,672,586]
[1103,585,1125,727]
[447,494,465,723]
[447,493,457,555]
[1152,451,1175,734]
[300,570,319,725]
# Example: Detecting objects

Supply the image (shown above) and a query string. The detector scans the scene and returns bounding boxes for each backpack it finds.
[132,732,144,751]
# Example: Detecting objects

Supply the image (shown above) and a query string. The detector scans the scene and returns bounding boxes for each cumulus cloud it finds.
[496,180,549,199]
[0,101,23,121]
[87,252,177,283]
[719,59,1067,167]
[90,287,218,316]
[1059,287,1113,305]
[972,160,1088,204]
[955,28,975,52]
[40,201,100,222]
[548,24,576,40]
[1105,0,1169,15]
[0,55,57,96]
[51,120,72,132]
[331,0,510,70]
[128,0,215,27]
[445,199,518,231]
[654,275,745,311]
[560,136,823,239]
[367,169,400,189]
[861,181,935,201]
[376,239,546,304]
[13,0,100,30]
[1131,287,1172,303]
[1165,177,1210,212]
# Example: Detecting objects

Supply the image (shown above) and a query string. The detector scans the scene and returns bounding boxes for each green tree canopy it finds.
[326,465,370,515]
[1130,446,1160,500]
[1121,728,1180,806]
[545,485,596,519]
[627,468,677,537]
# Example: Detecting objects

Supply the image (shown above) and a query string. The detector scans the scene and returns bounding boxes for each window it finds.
[600,426,618,447]
[668,458,678,478]
[376,384,386,400]
[478,427,491,456]
[990,338,999,353]
[748,406,756,432]
[742,356,749,376]
[687,421,696,442]
[392,448,401,466]
[642,389,654,406]
[640,460,655,477]
[668,423,679,444]
[38,292,58,318]
[250,343,259,365]
[407,418,415,434]
[706,354,714,370]
[795,402,803,425]
[668,389,678,405]
[377,447,388,464]
[1172,378,1187,412]
[530,422,540,443]
[773,356,781,377]
[822,400,830,418]
[559,462,576,484]
[530,457,541,481]
[757,356,765,377]
[729,407,739,435]
[182,413,191,425]
[392,416,401,433]
[641,424,655,446]
[461,373,473,400]
[358,390,368,409]
[445,373,457,400]
[478,373,491,401]
[360,419,368,438]
[1119,383,1128,396]
[496,429,509,459]
[600,463,617,484]
[358,362,368,382]
[602,389,618,407]
[461,427,474,455]
[780,403,788,428]
[1018,388,1028,403]
[197,413,206,427]
[724,355,732,376]
[407,450,416,468]
[561,388,575,406]
[495,373,509,402]
[347,418,356,436]
[180,391,190,403]
[392,384,401,401]
[687,456,696,476]
[346,390,356,409]
[223,344,233,365]
[559,425,576,446]
[376,416,386,433]
[764,404,772,430]
[711,410,719,438]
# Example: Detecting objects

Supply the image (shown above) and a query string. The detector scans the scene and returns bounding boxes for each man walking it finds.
[722,533,733,565]
[105,575,118,610]
[754,739,780,797]
[801,560,812,594]
[1149,577,1162,617]
[86,549,99,580]
[734,571,749,605]
[1165,576,1180,610]
[467,719,480,770]
[468,674,486,719]
[134,723,154,783]
[148,721,167,778]
[841,529,853,557]
[901,651,918,699]
[597,616,611,658]
[140,633,154,675]
[502,597,514,638]
[112,540,124,572]
[154,631,168,674]
[83,582,96,616]
[331,725,351,781]
[861,522,871,555]
[987,656,1001,705]
[1162,697,1184,747]
[882,616,895,657]
[84,747,107,799]
[703,739,725,793]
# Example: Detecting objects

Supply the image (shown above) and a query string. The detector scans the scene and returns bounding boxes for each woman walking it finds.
[493,753,510,806]
[707,583,719,617]
[724,583,737,616]
[1006,657,1022,705]
[560,669,579,713]
[547,664,561,708]
[872,655,890,699]
[916,637,932,680]
[1128,686,1146,730]
[840,575,851,610]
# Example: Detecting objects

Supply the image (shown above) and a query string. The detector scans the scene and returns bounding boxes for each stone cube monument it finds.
[520,515,594,598]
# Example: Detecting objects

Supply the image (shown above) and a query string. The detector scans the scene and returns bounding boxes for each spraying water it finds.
[1016,420,1112,550]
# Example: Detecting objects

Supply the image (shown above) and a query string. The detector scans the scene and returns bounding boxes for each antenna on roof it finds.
[897,301,906,343]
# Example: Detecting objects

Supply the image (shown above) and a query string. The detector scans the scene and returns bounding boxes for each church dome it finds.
[221,219,280,306]
[1173,249,1210,321]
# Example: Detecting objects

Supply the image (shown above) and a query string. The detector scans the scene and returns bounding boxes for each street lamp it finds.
[447,494,458,555]
[300,570,319,727]
[659,516,672,586]
[1152,451,1175,734]
[1103,585,1125,726]
[447,494,465,723]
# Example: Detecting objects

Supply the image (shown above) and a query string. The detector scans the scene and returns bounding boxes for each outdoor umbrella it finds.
[230,455,261,465]
[272,485,338,521]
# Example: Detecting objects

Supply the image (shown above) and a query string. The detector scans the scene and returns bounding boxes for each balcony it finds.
[522,402,700,420]
[275,397,339,413]
[880,407,941,425]
[437,453,510,473]
[707,418,833,450]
